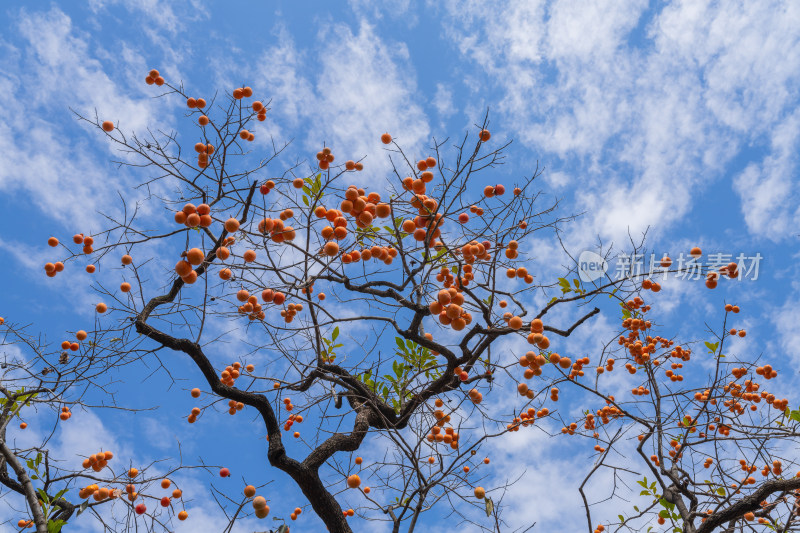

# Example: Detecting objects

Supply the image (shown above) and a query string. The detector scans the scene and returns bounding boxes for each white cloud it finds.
[546,0,648,59]
[733,108,800,240]
[0,7,174,230]
[440,0,800,248]
[253,28,316,132]
[254,19,431,187]
[347,0,414,24]
[433,83,456,120]
[87,0,203,35]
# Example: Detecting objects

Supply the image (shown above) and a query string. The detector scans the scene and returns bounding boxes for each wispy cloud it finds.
[439,0,800,247]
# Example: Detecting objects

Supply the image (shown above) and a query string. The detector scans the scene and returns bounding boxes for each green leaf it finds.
[485,497,494,517]
[717,487,726,496]
[47,519,66,533]
[659,498,675,511]
[395,337,406,351]
[634,505,639,512]
[573,278,580,289]
[618,514,625,524]
[76,501,89,515]
[332,327,339,341]
[705,341,719,354]
[37,488,50,503]
[302,195,309,206]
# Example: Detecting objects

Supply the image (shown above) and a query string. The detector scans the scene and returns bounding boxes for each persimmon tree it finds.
[566,293,800,533]
[1,69,799,533]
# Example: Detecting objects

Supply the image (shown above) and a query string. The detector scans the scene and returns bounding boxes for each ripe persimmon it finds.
[324,242,339,257]
[186,248,204,265]
[175,260,192,277]
[224,218,240,233]
[381,133,392,144]
[101,121,115,132]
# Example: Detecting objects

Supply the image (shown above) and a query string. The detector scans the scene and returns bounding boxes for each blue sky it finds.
[0,1,799,532]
